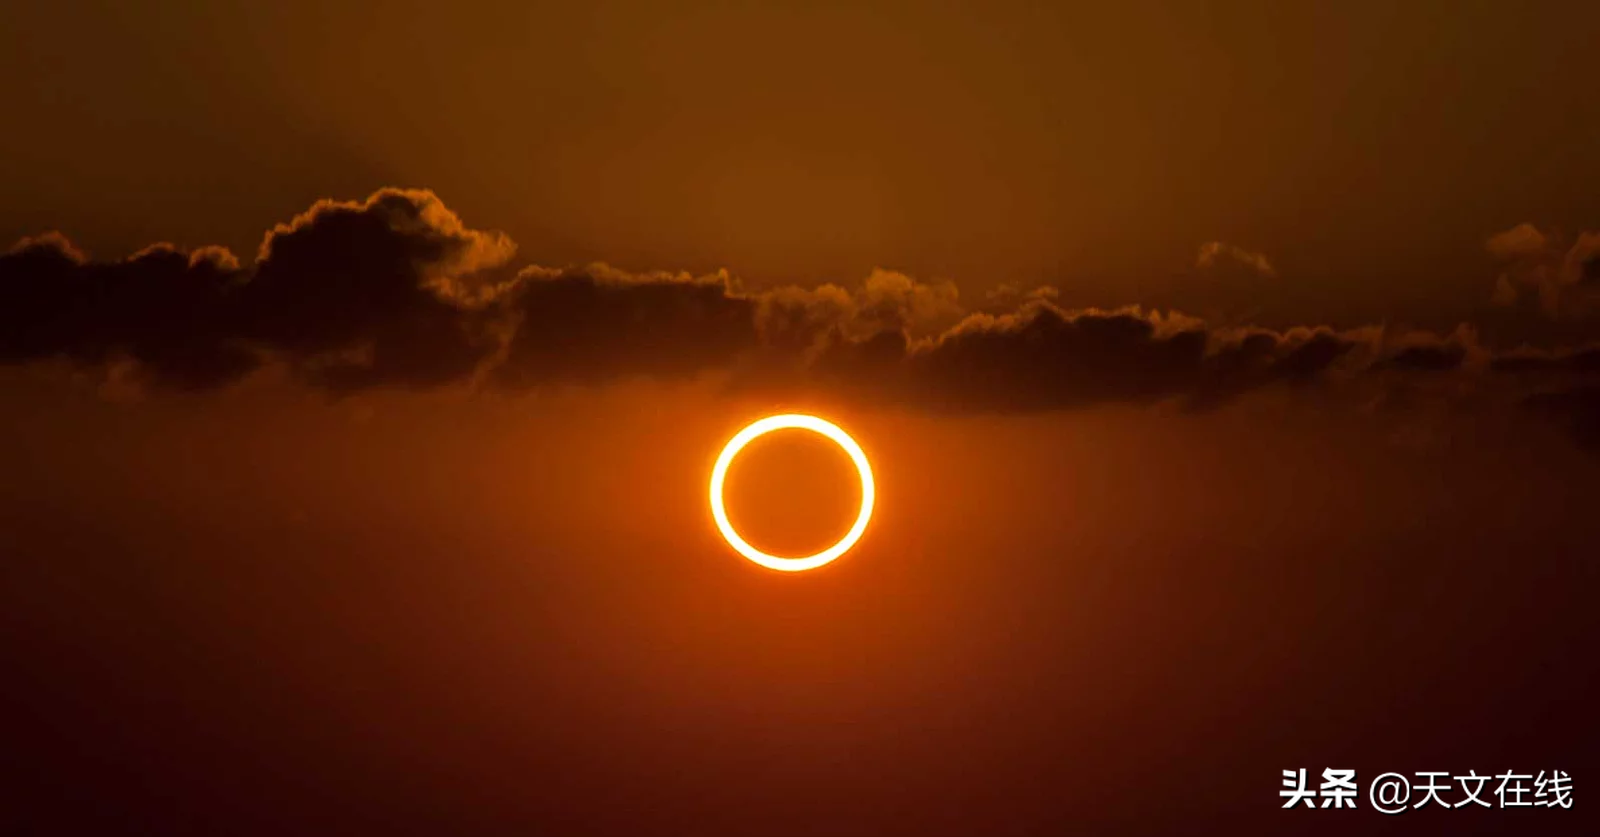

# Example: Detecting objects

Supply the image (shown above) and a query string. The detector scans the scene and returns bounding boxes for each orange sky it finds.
[6,1,1600,327]
[3,4,1599,835]
[4,374,1596,834]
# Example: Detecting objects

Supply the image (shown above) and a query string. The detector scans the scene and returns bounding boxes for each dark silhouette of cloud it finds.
[806,304,1304,413]
[242,189,516,392]
[0,234,254,391]
[5,188,1600,445]
[1491,345,1600,374]
[1373,331,1473,373]
[0,189,515,393]
[493,265,758,388]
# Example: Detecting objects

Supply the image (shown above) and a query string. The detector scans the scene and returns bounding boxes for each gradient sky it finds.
[6,1,1600,325]
[3,4,1598,836]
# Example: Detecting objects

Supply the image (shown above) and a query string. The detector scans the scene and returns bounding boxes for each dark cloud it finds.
[830,304,1216,413]
[1490,345,1600,374]
[1268,330,1358,382]
[242,189,516,392]
[5,188,1600,446]
[1375,336,1470,373]
[1382,344,1465,372]
[493,265,757,388]
[0,189,514,393]
[1187,328,1358,410]
[0,235,254,391]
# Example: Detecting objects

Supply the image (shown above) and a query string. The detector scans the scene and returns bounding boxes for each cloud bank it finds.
[4,189,1599,443]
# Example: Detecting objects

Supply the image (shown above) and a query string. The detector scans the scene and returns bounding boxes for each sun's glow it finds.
[709,414,875,572]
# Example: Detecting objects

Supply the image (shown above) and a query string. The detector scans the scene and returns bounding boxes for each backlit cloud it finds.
[1487,222,1600,319]
[2,189,1599,445]
[1196,241,1276,278]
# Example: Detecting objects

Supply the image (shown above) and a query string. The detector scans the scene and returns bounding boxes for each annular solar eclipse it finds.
[709,414,875,572]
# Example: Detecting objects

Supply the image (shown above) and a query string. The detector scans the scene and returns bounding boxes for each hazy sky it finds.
[6,1,1599,325]
[4,4,1598,835]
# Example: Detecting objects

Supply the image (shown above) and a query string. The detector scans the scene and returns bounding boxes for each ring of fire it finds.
[709,414,875,572]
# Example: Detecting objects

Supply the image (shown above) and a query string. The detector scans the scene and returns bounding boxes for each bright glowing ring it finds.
[710,414,875,572]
